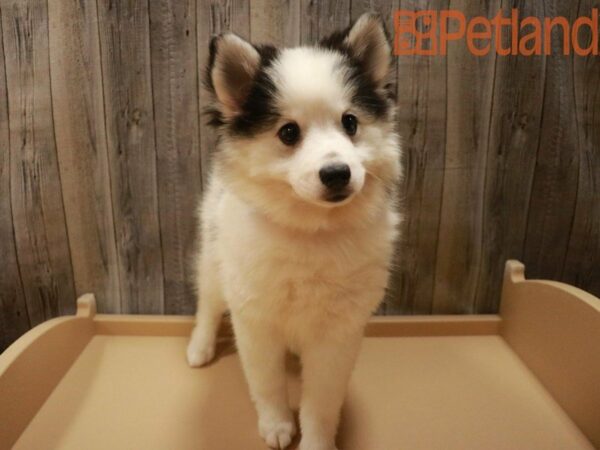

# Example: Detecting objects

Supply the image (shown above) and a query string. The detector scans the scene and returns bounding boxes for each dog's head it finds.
[206,14,401,231]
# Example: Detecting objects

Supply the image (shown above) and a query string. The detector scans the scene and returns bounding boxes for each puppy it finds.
[187,13,401,450]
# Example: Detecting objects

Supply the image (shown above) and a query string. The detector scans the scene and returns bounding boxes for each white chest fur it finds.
[212,190,396,348]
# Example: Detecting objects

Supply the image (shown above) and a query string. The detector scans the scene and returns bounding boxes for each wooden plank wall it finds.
[1,0,599,350]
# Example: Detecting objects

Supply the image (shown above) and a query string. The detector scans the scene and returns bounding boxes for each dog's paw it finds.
[186,335,215,367]
[259,416,297,449]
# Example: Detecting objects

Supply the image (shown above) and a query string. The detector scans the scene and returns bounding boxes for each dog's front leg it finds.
[298,331,363,450]
[232,314,296,449]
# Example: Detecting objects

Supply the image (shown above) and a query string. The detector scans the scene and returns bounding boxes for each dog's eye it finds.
[341,114,358,136]
[278,122,300,146]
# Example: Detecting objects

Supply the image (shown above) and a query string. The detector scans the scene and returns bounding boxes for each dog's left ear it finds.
[344,14,391,86]
[208,33,261,117]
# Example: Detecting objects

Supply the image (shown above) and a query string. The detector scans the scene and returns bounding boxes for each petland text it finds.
[394,9,599,56]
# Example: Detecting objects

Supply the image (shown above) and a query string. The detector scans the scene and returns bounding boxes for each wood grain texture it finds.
[563,0,600,301]
[1,1,599,350]
[385,0,447,314]
[473,0,548,313]
[250,0,300,46]
[1,0,76,326]
[300,0,352,44]
[432,0,501,313]
[0,9,30,351]
[149,0,202,315]
[96,0,164,314]
[47,0,120,313]
[522,0,580,281]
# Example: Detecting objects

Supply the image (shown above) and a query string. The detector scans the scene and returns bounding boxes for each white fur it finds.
[188,16,401,450]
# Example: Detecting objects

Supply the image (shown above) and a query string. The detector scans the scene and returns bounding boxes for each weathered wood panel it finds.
[386,0,447,314]
[432,0,501,313]
[300,0,352,44]
[0,9,30,350]
[473,0,547,313]
[149,0,202,315]
[563,0,600,299]
[1,1,599,351]
[1,0,76,326]
[96,0,164,314]
[48,0,120,313]
[522,0,581,281]
[250,0,300,46]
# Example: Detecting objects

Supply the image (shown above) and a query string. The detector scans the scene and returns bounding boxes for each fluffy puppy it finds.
[187,13,401,450]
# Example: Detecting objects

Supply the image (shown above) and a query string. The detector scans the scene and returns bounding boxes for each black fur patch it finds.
[231,45,280,136]
[205,38,280,137]
[205,18,394,136]
[345,60,390,118]
[319,25,353,53]
[319,19,394,118]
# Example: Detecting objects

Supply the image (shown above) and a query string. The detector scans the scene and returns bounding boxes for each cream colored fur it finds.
[188,14,401,450]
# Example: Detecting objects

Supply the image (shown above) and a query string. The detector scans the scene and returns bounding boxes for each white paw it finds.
[186,335,216,367]
[259,416,297,449]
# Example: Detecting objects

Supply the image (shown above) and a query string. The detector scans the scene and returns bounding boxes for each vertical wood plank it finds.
[432,0,500,313]
[522,0,580,282]
[96,0,164,314]
[474,0,547,313]
[47,0,120,313]
[1,0,76,325]
[562,0,600,299]
[351,0,397,21]
[197,0,250,188]
[0,8,30,351]
[300,0,352,44]
[250,0,300,47]
[0,0,597,345]
[384,0,447,314]
[149,0,202,315]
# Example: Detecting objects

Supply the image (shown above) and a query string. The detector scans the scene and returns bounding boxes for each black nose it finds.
[319,163,351,190]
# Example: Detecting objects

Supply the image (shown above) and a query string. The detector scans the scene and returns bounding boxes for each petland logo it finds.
[394,9,599,56]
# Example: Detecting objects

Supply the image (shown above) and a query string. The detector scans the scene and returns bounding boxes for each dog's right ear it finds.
[208,33,260,117]
[344,14,391,87]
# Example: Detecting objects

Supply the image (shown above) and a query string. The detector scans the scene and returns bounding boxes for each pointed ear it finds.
[208,33,260,116]
[344,14,391,86]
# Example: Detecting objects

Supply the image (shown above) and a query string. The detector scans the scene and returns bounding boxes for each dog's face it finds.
[207,14,401,230]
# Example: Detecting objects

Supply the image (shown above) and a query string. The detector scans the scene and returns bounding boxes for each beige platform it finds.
[1,261,599,450]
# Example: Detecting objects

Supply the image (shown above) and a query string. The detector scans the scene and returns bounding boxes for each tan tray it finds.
[1,261,599,450]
